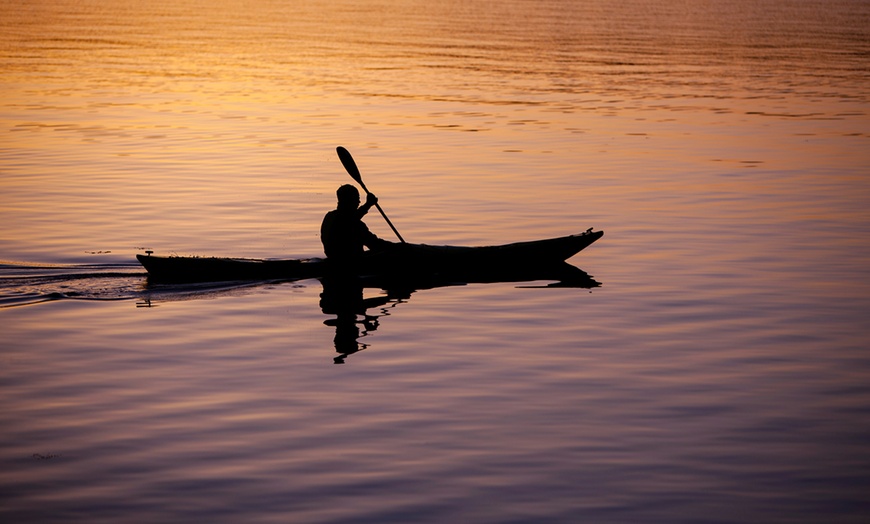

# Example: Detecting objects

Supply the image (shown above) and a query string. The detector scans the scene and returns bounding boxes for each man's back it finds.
[321,208,368,261]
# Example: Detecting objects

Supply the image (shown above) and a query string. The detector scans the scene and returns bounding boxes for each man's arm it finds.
[357,193,378,218]
[359,219,392,252]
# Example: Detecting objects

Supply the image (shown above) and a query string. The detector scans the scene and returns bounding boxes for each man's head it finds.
[336,184,360,210]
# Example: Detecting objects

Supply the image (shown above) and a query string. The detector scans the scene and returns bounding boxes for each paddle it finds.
[336,146,406,243]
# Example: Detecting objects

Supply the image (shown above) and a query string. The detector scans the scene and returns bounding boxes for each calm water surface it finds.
[2,0,869,522]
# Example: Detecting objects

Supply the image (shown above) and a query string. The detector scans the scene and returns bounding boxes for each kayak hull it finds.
[136,229,603,283]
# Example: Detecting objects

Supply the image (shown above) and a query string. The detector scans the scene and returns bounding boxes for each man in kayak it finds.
[320,184,391,266]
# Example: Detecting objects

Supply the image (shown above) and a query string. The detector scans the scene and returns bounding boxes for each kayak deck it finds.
[137,229,603,283]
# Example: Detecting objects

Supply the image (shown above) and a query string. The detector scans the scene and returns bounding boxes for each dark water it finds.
[2,0,869,522]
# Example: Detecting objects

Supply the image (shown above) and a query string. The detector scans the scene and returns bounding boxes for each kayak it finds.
[137,229,602,283]
[136,229,603,283]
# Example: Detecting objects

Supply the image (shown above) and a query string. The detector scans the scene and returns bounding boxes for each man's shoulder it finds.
[322,208,344,222]
[324,208,358,221]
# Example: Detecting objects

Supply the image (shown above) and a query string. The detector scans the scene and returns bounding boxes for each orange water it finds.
[2,0,869,522]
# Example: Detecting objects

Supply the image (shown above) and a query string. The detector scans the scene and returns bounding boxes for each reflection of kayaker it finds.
[320,273,393,364]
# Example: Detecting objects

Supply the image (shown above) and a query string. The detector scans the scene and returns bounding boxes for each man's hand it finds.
[357,192,378,218]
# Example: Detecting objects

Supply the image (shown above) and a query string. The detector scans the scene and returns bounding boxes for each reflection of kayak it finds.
[136,229,603,283]
[357,260,601,292]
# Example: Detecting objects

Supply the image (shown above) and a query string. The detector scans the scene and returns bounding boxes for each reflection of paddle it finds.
[336,146,406,243]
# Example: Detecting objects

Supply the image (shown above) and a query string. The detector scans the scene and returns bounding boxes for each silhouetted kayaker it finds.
[321,184,391,265]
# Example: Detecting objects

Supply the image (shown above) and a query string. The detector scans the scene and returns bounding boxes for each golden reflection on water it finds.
[2,0,870,522]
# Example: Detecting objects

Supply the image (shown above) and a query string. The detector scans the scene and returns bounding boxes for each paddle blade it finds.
[336,146,365,189]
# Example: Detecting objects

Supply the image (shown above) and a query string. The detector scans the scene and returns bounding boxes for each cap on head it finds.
[336,184,360,207]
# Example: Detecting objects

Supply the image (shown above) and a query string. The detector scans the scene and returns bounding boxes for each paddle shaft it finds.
[336,146,406,243]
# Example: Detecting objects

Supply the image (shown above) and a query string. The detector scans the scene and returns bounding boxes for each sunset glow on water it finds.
[2,0,869,522]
